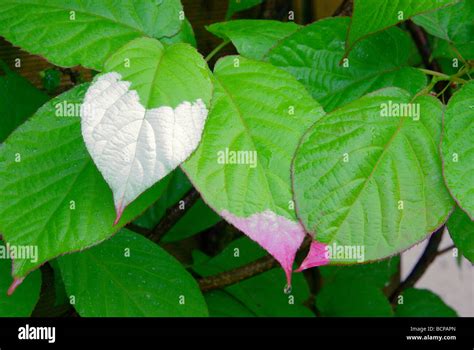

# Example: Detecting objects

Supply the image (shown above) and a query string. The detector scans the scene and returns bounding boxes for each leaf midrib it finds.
[213,75,281,217]
[325,115,407,244]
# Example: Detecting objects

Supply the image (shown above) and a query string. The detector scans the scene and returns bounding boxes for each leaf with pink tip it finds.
[182,56,325,285]
[296,241,329,272]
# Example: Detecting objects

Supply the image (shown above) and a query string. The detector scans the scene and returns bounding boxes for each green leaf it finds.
[413,0,474,60]
[346,0,458,53]
[395,288,457,317]
[162,18,197,48]
[58,229,208,317]
[447,207,474,263]
[183,55,324,281]
[0,242,41,316]
[226,0,263,19]
[316,277,393,317]
[320,257,400,288]
[293,89,454,262]
[441,81,474,220]
[0,0,183,70]
[163,199,221,243]
[193,237,314,317]
[268,17,427,112]
[205,290,255,317]
[207,20,300,60]
[0,84,170,279]
[0,61,48,142]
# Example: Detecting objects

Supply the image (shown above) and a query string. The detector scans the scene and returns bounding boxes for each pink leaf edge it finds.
[296,241,330,272]
[7,277,24,296]
[220,209,305,286]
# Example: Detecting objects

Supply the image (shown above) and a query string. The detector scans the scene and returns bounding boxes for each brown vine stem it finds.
[199,254,279,292]
[198,236,312,292]
[125,186,200,241]
[138,188,200,243]
[59,67,79,86]
[389,226,445,303]
[406,20,441,72]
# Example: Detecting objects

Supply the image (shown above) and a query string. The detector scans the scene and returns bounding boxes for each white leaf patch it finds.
[81,72,208,223]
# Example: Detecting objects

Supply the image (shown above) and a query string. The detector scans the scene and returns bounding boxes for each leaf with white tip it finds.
[81,38,212,223]
[183,56,325,284]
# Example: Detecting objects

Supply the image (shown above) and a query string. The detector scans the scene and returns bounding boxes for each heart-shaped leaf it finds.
[293,89,453,264]
[183,56,325,284]
[441,81,474,220]
[82,38,212,222]
[0,0,183,70]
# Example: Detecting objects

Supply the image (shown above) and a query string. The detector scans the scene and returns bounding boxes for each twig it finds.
[406,20,441,72]
[198,236,312,292]
[333,0,353,16]
[147,188,200,243]
[389,226,445,303]
[199,254,279,292]
[59,67,79,86]
[437,244,455,256]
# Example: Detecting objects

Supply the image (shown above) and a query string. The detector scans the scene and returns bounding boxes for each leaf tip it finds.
[113,204,124,226]
[220,209,305,286]
[296,241,330,272]
[7,277,25,296]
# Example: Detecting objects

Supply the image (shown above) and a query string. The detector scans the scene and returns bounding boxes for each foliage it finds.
[0,0,471,317]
